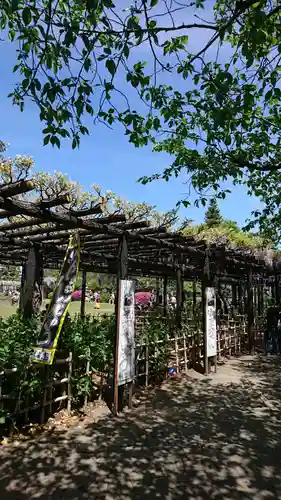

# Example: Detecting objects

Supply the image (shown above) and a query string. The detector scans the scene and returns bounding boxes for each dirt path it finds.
[1,355,281,500]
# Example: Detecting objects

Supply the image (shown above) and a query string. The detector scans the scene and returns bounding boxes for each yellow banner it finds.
[32,232,80,364]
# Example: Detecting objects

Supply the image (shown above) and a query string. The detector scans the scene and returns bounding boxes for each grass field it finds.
[0,298,114,319]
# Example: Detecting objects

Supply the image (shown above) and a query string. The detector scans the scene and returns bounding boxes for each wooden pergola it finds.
[0,179,277,275]
[0,177,279,352]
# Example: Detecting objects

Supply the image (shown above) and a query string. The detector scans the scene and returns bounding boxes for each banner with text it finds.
[117,280,135,386]
[33,232,80,364]
[205,286,217,358]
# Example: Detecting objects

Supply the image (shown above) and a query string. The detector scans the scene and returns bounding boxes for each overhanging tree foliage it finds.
[1,1,281,238]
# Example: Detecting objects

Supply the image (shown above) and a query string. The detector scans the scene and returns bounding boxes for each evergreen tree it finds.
[204,199,222,228]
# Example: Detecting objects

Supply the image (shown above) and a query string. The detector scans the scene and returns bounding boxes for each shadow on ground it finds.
[1,355,281,499]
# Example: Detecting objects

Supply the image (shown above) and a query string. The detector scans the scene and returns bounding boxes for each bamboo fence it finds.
[0,308,266,433]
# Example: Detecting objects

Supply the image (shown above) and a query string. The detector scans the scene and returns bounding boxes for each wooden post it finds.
[192,280,197,315]
[257,277,262,316]
[213,275,218,374]
[260,276,264,317]
[176,266,182,328]
[67,352,73,415]
[271,276,275,304]
[181,272,185,311]
[275,272,280,305]
[238,282,243,314]
[113,234,128,416]
[145,341,149,387]
[41,366,48,424]
[84,360,90,407]
[19,244,43,318]
[253,282,257,318]
[163,275,168,316]
[231,284,237,311]
[247,266,254,352]
[202,248,215,375]
[155,276,160,305]
[80,270,87,318]
[202,253,209,375]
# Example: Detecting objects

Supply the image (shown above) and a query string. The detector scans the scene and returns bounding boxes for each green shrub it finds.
[62,313,115,372]
[0,313,38,372]
[0,310,172,424]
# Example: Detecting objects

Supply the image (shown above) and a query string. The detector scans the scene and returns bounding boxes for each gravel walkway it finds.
[1,355,281,499]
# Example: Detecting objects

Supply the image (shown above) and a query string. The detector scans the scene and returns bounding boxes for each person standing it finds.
[265,304,281,354]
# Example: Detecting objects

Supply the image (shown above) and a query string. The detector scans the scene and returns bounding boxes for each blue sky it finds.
[0,13,262,227]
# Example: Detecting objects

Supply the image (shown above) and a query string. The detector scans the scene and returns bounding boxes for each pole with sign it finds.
[202,247,217,374]
[117,280,135,385]
[32,232,80,365]
[113,279,135,415]
[205,287,217,358]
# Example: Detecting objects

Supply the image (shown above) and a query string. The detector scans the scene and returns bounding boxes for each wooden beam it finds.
[0,194,206,255]
[5,224,62,238]
[39,193,71,209]
[0,196,109,231]
[0,209,14,218]
[69,198,106,216]
[3,214,126,240]
[0,179,34,197]
[115,221,149,230]
[0,218,47,232]
[88,214,126,225]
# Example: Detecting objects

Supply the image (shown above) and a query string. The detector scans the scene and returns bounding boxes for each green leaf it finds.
[21,78,30,90]
[265,90,272,101]
[153,117,160,130]
[130,75,139,87]
[84,58,91,71]
[34,79,41,91]
[86,0,99,10]
[22,7,31,26]
[182,200,190,208]
[103,0,114,7]
[11,0,19,12]
[86,103,94,115]
[105,59,116,76]
[150,0,158,6]
[51,136,60,148]
[123,44,129,58]
[43,135,50,145]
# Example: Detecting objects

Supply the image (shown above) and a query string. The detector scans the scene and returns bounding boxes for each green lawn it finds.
[0,298,114,319]
[69,301,114,316]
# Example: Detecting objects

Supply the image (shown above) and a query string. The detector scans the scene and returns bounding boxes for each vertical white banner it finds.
[206,287,217,357]
[118,280,135,386]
